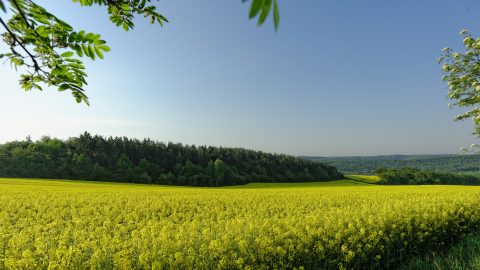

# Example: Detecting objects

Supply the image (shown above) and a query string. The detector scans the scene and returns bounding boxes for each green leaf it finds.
[88,46,96,60]
[33,84,43,91]
[21,82,33,91]
[71,68,87,77]
[258,0,272,26]
[68,33,77,43]
[11,58,24,66]
[93,39,106,45]
[120,3,131,11]
[76,30,86,42]
[58,84,69,91]
[64,58,82,64]
[249,0,264,19]
[55,18,73,31]
[72,91,90,106]
[97,45,111,52]
[94,46,104,59]
[82,44,91,58]
[84,32,95,42]
[273,0,280,30]
[61,51,74,58]
[67,63,85,69]
[0,0,5,12]
[71,44,83,57]
[32,76,43,83]
[36,26,51,37]
[35,17,51,25]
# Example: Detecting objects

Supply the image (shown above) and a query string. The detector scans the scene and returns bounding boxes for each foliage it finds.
[0,132,343,186]
[305,154,480,174]
[0,0,279,104]
[401,232,480,270]
[375,167,480,185]
[244,0,280,30]
[1,178,480,269]
[440,30,480,137]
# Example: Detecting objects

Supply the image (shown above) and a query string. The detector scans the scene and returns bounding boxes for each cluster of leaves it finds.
[440,30,480,136]
[0,0,135,104]
[0,0,279,104]
[375,167,480,185]
[0,132,343,186]
[1,180,480,268]
[71,0,168,31]
[244,0,280,30]
[0,0,157,104]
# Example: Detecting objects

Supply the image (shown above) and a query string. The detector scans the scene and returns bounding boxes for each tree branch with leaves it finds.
[440,30,480,139]
[0,0,280,105]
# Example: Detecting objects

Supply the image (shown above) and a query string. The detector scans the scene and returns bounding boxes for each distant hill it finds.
[302,154,480,174]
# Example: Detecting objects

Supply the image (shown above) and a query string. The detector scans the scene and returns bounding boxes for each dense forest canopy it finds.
[305,154,480,174]
[0,132,343,186]
[375,167,480,186]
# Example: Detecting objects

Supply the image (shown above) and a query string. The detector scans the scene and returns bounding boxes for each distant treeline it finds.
[375,168,480,185]
[305,154,480,174]
[0,133,343,186]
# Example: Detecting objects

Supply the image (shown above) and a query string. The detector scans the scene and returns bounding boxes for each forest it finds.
[375,167,480,185]
[0,132,343,186]
[306,154,480,174]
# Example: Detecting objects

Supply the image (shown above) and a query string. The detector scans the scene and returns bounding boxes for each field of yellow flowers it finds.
[1,178,480,269]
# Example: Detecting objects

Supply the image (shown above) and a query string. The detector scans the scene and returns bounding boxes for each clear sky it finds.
[1,0,480,156]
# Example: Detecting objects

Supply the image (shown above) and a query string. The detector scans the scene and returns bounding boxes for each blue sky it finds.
[1,0,480,156]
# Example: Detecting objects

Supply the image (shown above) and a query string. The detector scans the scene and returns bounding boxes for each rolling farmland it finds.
[1,178,480,269]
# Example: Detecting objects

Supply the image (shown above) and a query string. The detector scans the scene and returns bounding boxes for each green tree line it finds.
[306,155,480,174]
[375,168,480,185]
[0,132,343,186]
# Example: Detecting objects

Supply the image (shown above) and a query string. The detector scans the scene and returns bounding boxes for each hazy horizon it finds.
[1,0,480,156]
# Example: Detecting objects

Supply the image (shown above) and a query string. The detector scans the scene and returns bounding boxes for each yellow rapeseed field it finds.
[1,178,480,269]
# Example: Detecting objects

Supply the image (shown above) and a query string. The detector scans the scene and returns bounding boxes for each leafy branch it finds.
[0,0,280,105]
[440,30,480,136]
[0,0,117,104]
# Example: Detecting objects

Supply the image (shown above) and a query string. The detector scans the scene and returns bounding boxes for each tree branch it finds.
[11,0,32,29]
[0,15,41,71]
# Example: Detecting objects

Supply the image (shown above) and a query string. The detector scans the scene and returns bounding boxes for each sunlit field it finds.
[1,178,480,269]
[345,174,382,184]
